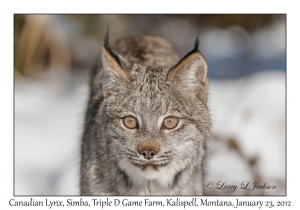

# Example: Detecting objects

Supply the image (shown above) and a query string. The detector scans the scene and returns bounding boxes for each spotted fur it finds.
[80,33,211,195]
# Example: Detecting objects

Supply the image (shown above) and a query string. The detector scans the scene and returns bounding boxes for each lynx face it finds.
[96,35,211,187]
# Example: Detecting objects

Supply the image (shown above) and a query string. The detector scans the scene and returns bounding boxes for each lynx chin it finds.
[80,31,211,195]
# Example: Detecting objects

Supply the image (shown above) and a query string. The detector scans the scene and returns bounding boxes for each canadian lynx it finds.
[80,31,211,195]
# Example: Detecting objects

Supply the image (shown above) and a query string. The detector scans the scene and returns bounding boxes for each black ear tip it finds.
[104,25,110,49]
[102,27,121,65]
[194,34,200,52]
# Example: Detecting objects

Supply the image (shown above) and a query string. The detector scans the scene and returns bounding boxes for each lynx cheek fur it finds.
[80,32,211,195]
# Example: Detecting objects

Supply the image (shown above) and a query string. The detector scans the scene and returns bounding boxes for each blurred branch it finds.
[14,15,71,79]
[14,14,285,80]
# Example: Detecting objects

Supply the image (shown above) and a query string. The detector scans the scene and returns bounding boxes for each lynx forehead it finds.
[80,31,211,195]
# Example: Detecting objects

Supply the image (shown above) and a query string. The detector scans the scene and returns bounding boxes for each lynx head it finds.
[98,32,210,187]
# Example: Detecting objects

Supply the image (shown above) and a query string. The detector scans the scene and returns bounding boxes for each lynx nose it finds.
[141,149,157,160]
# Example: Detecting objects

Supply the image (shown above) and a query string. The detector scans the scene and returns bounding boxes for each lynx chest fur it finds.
[80,34,211,195]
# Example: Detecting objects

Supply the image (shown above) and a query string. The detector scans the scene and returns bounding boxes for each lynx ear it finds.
[101,32,132,97]
[168,37,208,104]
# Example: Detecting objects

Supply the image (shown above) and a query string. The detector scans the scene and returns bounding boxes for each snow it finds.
[205,71,285,195]
[15,70,285,195]
[15,73,88,195]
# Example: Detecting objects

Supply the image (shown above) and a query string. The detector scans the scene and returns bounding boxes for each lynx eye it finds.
[123,116,138,129]
[163,117,178,129]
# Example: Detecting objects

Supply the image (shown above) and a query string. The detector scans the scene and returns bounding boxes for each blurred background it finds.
[14,14,286,195]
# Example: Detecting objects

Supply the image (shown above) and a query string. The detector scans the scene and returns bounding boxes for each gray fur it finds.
[80,35,211,195]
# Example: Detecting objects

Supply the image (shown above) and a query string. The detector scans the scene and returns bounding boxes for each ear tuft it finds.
[103,26,121,65]
[193,34,200,52]
[101,29,132,97]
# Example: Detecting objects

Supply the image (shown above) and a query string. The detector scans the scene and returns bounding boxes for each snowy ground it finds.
[15,70,285,195]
